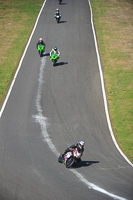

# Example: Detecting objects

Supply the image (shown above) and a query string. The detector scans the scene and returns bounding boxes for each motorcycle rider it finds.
[54,8,61,19]
[61,141,85,162]
[50,46,60,59]
[36,38,46,49]
[58,0,62,4]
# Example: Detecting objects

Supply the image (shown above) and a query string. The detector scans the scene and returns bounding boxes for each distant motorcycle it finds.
[58,0,62,4]
[58,148,82,168]
[55,14,61,23]
[37,44,45,57]
[51,53,58,66]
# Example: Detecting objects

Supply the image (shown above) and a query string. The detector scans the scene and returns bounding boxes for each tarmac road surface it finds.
[0,0,132,199]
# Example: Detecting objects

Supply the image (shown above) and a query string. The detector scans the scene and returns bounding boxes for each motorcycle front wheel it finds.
[58,155,65,163]
[53,59,56,66]
[56,18,60,23]
[66,157,75,168]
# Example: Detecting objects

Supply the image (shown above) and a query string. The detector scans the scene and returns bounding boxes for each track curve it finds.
[0,0,132,200]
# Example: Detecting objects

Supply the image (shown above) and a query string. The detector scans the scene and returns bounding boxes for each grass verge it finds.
[90,0,133,162]
[0,0,44,105]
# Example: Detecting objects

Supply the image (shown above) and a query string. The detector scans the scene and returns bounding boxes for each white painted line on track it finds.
[33,57,59,157]
[88,0,133,168]
[33,56,127,200]
[0,0,47,119]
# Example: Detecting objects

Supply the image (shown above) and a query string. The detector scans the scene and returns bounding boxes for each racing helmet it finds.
[56,9,59,12]
[54,46,57,51]
[39,38,43,42]
[78,141,84,149]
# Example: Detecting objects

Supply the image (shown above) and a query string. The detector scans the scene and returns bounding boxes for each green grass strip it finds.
[90,0,133,162]
[0,0,44,105]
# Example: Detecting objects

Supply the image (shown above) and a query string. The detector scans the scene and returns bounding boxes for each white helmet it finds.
[78,141,84,149]
[39,38,43,42]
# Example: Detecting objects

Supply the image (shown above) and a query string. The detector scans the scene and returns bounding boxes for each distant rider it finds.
[58,0,62,4]
[36,38,46,49]
[50,46,60,59]
[54,8,61,19]
[61,141,85,162]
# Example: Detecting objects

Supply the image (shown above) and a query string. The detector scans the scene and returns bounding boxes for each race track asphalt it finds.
[0,0,132,200]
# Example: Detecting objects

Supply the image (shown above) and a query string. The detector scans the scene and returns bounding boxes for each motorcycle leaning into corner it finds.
[58,147,83,168]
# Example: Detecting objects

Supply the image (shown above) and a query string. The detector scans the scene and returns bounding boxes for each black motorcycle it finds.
[55,14,61,23]
[58,0,62,5]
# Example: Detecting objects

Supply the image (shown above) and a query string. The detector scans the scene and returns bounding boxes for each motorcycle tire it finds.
[58,155,64,163]
[53,59,56,66]
[39,51,41,57]
[41,51,44,57]
[66,157,75,168]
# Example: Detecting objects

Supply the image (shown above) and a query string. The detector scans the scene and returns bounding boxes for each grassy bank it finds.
[0,0,44,105]
[90,0,133,162]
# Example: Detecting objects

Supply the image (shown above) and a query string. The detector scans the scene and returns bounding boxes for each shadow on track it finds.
[60,3,67,5]
[42,52,50,57]
[59,20,67,23]
[72,161,100,168]
[54,62,68,67]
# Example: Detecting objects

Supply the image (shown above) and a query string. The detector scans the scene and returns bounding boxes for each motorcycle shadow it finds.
[72,160,100,168]
[59,20,67,23]
[60,3,67,5]
[54,62,68,67]
[42,53,50,57]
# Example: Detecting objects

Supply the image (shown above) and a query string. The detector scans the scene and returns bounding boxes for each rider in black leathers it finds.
[58,0,62,4]
[54,8,61,19]
[36,38,46,49]
[61,141,84,162]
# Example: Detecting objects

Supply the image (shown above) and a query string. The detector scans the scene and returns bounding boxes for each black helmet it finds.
[54,46,57,51]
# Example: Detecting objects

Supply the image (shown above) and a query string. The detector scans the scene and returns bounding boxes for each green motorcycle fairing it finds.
[38,44,44,52]
[51,53,58,62]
